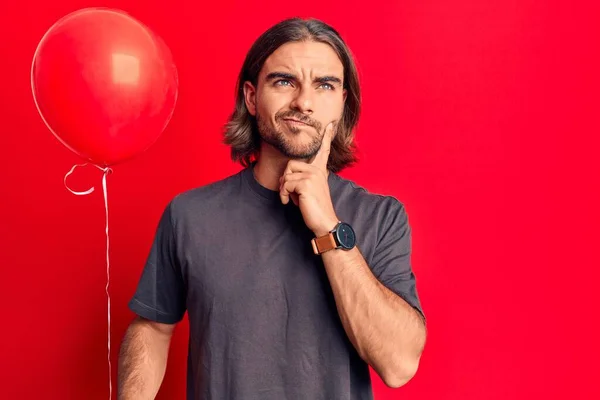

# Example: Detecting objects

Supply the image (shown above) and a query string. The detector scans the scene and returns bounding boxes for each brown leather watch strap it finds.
[311,233,337,255]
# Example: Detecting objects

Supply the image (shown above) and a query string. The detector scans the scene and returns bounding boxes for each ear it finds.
[343,88,347,103]
[243,81,257,116]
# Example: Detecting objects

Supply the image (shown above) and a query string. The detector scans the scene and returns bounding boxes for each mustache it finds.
[276,111,322,131]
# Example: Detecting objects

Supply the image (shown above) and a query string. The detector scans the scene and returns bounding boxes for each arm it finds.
[276,137,426,387]
[320,245,426,388]
[117,316,176,400]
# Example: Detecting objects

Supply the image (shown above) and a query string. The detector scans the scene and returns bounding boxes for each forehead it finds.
[261,40,344,78]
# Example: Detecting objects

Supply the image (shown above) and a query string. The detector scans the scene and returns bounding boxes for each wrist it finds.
[313,219,340,237]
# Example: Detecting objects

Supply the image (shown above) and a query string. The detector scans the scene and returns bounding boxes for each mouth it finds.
[282,118,310,126]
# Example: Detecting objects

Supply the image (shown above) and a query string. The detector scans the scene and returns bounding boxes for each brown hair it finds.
[223,17,361,173]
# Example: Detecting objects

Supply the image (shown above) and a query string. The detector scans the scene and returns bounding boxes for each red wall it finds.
[1,1,599,399]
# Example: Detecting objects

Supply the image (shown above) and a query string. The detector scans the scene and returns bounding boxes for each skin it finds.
[246,40,427,387]
[244,40,347,204]
[117,40,426,399]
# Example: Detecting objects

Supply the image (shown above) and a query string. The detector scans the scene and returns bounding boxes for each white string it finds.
[64,163,96,195]
[64,163,114,400]
[101,168,112,400]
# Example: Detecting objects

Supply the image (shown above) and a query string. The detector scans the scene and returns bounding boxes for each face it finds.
[244,40,347,160]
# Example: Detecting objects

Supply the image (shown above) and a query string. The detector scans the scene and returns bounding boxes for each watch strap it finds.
[311,233,337,255]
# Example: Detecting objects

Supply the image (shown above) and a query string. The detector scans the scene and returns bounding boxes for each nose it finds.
[290,87,313,115]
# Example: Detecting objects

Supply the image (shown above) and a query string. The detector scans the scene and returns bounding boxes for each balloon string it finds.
[64,163,114,400]
[101,168,112,400]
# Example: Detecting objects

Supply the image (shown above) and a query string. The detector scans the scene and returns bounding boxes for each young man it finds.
[118,17,426,400]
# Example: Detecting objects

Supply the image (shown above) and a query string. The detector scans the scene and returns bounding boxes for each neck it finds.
[253,143,329,191]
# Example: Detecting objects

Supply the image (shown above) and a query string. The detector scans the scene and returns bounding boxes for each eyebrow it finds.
[265,72,343,86]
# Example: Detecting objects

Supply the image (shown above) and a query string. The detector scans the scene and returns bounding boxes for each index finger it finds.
[310,122,335,171]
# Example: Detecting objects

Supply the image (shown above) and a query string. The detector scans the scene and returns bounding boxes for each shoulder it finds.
[166,169,245,223]
[330,173,411,258]
[330,173,408,222]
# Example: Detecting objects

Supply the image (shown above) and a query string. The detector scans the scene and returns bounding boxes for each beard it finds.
[256,109,324,160]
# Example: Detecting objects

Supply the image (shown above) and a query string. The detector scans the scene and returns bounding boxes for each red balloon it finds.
[31,8,178,166]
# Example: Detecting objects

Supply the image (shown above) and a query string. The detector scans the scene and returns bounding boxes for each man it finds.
[118,17,426,400]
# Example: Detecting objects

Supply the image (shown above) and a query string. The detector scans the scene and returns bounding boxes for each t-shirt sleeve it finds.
[128,200,186,324]
[369,197,426,323]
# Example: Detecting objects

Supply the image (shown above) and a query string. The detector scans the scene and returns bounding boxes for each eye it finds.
[319,83,335,91]
[275,79,292,87]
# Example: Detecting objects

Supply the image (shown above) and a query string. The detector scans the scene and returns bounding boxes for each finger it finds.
[279,164,302,204]
[284,159,312,173]
[279,179,297,205]
[280,171,312,205]
[310,122,335,171]
[279,179,307,205]
[280,171,311,184]
[278,171,303,195]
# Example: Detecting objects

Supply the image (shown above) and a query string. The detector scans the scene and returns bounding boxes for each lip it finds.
[283,118,309,126]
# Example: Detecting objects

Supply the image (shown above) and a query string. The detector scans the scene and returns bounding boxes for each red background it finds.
[1,1,599,399]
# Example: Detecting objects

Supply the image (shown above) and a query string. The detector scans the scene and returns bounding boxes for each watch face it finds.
[336,223,356,249]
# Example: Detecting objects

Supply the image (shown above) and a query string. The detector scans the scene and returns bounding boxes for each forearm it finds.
[118,318,172,400]
[321,246,426,388]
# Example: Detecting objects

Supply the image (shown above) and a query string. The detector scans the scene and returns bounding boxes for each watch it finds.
[311,222,356,255]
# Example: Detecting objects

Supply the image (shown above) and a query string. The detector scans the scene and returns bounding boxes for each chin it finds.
[281,142,320,160]
[259,121,321,159]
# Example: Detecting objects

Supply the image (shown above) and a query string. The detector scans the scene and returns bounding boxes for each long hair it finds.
[223,18,361,173]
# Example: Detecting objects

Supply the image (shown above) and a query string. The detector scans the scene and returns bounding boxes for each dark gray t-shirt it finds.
[129,164,424,400]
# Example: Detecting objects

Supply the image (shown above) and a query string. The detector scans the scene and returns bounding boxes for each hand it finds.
[279,122,340,237]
